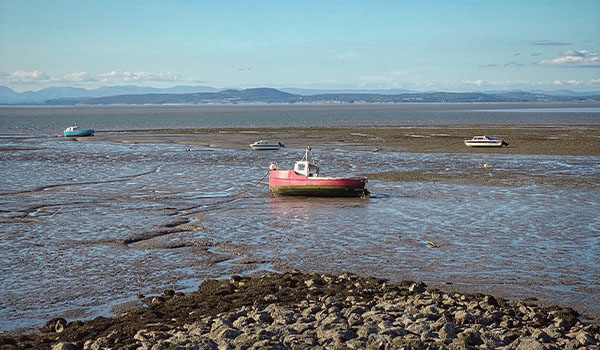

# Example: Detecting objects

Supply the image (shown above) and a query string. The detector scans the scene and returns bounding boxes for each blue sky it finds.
[1,0,599,92]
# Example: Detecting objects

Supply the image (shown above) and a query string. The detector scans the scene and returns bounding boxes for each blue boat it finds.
[62,125,94,137]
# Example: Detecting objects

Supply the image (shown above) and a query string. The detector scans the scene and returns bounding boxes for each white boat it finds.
[464,135,508,147]
[60,125,94,137]
[250,140,285,150]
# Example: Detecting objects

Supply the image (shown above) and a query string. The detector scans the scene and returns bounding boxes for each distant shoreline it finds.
[2,86,600,105]
[3,101,600,109]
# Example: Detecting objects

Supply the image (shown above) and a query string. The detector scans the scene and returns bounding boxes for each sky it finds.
[1,0,599,92]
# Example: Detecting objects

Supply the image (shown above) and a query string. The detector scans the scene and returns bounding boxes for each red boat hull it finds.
[269,170,368,197]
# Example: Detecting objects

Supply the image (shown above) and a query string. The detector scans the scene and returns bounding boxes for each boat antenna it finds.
[302,146,316,164]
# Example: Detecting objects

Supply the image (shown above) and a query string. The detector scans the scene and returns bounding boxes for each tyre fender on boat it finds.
[269,162,278,171]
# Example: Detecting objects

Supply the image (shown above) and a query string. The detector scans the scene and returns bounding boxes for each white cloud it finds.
[0,70,185,88]
[538,50,600,67]
[2,70,51,83]
[99,71,118,78]
[122,71,179,82]
[460,79,600,90]
[52,72,96,83]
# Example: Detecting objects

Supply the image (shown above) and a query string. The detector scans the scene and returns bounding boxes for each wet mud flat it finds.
[2,271,599,350]
[88,125,600,156]
[1,124,599,344]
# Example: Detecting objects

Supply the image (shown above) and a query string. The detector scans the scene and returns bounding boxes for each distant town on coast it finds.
[1,85,599,106]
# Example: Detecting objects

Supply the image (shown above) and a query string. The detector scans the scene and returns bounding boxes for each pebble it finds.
[45,272,600,350]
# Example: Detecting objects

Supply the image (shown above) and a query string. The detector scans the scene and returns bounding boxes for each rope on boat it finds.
[179,171,269,214]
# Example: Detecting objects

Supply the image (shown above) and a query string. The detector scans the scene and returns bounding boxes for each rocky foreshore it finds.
[2,271,599,350]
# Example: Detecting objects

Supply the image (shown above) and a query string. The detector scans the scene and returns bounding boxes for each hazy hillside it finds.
[42,88,600,105]
[1,85,599,105]
[0,85,218,104]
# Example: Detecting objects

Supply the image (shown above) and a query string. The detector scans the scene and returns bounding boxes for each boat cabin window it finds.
[295,160,320,177]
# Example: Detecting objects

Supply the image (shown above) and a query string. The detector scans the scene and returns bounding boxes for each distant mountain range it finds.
[0,85,218,104]
[1,85,599,105]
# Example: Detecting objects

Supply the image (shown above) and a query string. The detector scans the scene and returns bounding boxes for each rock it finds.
[226,309,248,324]
[209,317,232,333]
[367,333,394,349]
[409,282,427,293]
[345,338,366,349]
[516,337,545,350]
[162,289,175,298]
[304,279,317,288]
[345,305,367,316]
[454,310,475,326]
[422,304,441,319]
[347,314,363,327]
[54,318,67,333]
[575,330,597,346]
[151,296,165,304]
[290,322,314,334]
[482,295,500,307]
[252,311,274,324]
[531,328,552,343]
[438,321,457,340]
[457,328,483,346]
[357,323,379,338]
[406,321,429,336]
[52,343,76,350]
[316,326,357,344]
[216,327,242,339]
[264,293,278,302]
[192,338,218,350]
[41,317,67,333]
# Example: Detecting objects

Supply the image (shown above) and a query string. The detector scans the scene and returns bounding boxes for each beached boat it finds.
[464,135,508,147]
[61,126,94,137]
[269,147,368,197]
[250,140,285,150]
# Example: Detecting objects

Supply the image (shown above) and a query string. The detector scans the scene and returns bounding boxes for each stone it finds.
[422,304,441,319]
[291,322,314,334]
[216,327,242,339]
[457,329,482,346]
[406,321,429,336]
[438,321,457,340]
[316,327,357,344]
[253,311,274,324]
[345,305,367,316]
[209,317,233,333]
[454,310,475,326]
[575,330,597,346]
[531,329,552,343]
[162,289,175,298]
[356,324,378,338]
[409,282,427,293]
[52,343,76,350]
[347,313,363,327]
[515,337,545,350]
[226,309,248,323]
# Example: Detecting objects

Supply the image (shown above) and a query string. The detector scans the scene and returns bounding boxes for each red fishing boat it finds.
[269,147,368,197]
